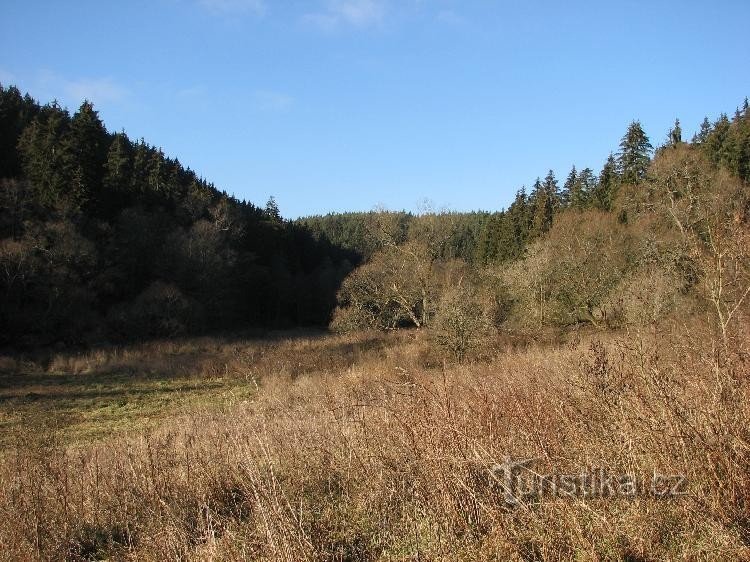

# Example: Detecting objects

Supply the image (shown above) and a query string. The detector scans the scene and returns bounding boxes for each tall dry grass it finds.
[0,322,748,561]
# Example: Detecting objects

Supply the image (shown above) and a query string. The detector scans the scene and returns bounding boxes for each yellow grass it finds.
[0,324,748,560]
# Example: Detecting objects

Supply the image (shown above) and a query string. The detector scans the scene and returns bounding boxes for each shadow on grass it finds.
[0,329,394,449]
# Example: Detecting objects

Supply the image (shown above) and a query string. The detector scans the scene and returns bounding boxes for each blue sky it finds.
[1,1,749,218]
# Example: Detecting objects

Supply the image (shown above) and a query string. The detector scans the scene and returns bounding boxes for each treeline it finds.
[0,85,357,347]
[328,100,750,359]
[302,106,750,269]
[298,210,491,263]
[2,84,748,349]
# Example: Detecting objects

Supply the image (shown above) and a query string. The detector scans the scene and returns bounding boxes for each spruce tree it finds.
[506,188,531,260]
[103,132,133,198]
[130,139,150,192]
[17,101,74,207]
[147,148,165,192]
[265,196,281,221]
[0,85,39,178]
[693,117,711,144]
[530,175,554,237]
[668,118,682,147]
[574,167,596,209]
[543,169,559,210]
[67,100,108,203]
[591,154,618,211]
[475,213,503,264]
[561,165,577,209]
[617,120,652,184]
[494,212,520,263]
[704,114,731,165]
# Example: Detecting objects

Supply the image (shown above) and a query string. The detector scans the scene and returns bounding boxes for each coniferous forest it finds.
[0,85,361,346]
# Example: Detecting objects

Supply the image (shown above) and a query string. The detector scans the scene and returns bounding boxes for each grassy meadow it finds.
[0,323,748,561]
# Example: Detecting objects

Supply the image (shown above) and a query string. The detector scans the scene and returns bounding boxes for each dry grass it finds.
[0,324,748,561]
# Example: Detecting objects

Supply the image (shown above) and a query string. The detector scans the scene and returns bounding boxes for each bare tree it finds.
[649,146,750,356]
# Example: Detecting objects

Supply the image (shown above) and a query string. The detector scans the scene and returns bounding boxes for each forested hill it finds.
[2,85,749,347]
[299,101,750,267]
[0,85,358,347]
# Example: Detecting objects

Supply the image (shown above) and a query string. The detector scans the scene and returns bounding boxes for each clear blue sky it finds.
[2,1,749,218]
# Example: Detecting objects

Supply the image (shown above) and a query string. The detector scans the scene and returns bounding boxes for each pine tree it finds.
[0,85,39,178]
[575,167,596,209]
[692,117,711,144]
[543,169,559,210]
[265,196,281,221]
[561,165,577,209]
[67,100,108,203]
[667,118,682,147]
[475,212,503,264]
[130,139,150,192]
[507,188,531,258]
[147,148,165,192]
[103,132,133,195]
[530,175,554,237]
[17,101,75,207]
[591,154,618,211]
[704,113,731,165]
[617,120,652,184]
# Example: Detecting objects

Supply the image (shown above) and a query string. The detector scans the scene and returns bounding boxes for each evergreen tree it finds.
[561,165,577,209]
[163,158,183,200]
[667,118,682,147]
[507,188,531,258]
[67,100,108,204]
[0,85,38,178]
[543,169,560,210]
[475,212,504,264]
[17,102,75,207]
[1,85,361,343]
[130,139,150,193]
[591,154,618,211]
[704,113,731,165]
[693,117,711,144]
[617,120,652,184]
[265,196,281,221]
[530,175,554,237]
[717,108,750,181]
[102,132,133,212]
[147,148,165,192]
[573,167,596,209]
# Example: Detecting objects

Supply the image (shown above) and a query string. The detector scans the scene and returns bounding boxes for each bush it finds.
[431,284,489,362]
[107,282,198,339]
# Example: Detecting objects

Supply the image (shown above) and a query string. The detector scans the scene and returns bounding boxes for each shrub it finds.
[108,281,198,339]
[431,284,489,362]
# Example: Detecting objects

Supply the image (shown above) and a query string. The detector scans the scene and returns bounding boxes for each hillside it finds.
[0,86,367,347]
[2,85,750,349]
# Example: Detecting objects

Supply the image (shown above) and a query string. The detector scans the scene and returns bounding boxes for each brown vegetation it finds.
[0,317,748,560]
[2,89,750,561]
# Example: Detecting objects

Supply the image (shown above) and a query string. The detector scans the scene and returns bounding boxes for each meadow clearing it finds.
[0,322,747,561]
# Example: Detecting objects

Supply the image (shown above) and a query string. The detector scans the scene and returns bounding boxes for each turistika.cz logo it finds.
[490,457,687,506]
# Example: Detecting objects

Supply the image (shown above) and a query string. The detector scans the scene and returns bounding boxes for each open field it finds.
[0,331,391,449]
[0,325,748,561]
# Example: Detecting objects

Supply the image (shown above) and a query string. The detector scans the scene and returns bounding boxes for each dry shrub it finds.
[604,265,687,326]
[431,284,490,362]
[500,211,634,329]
